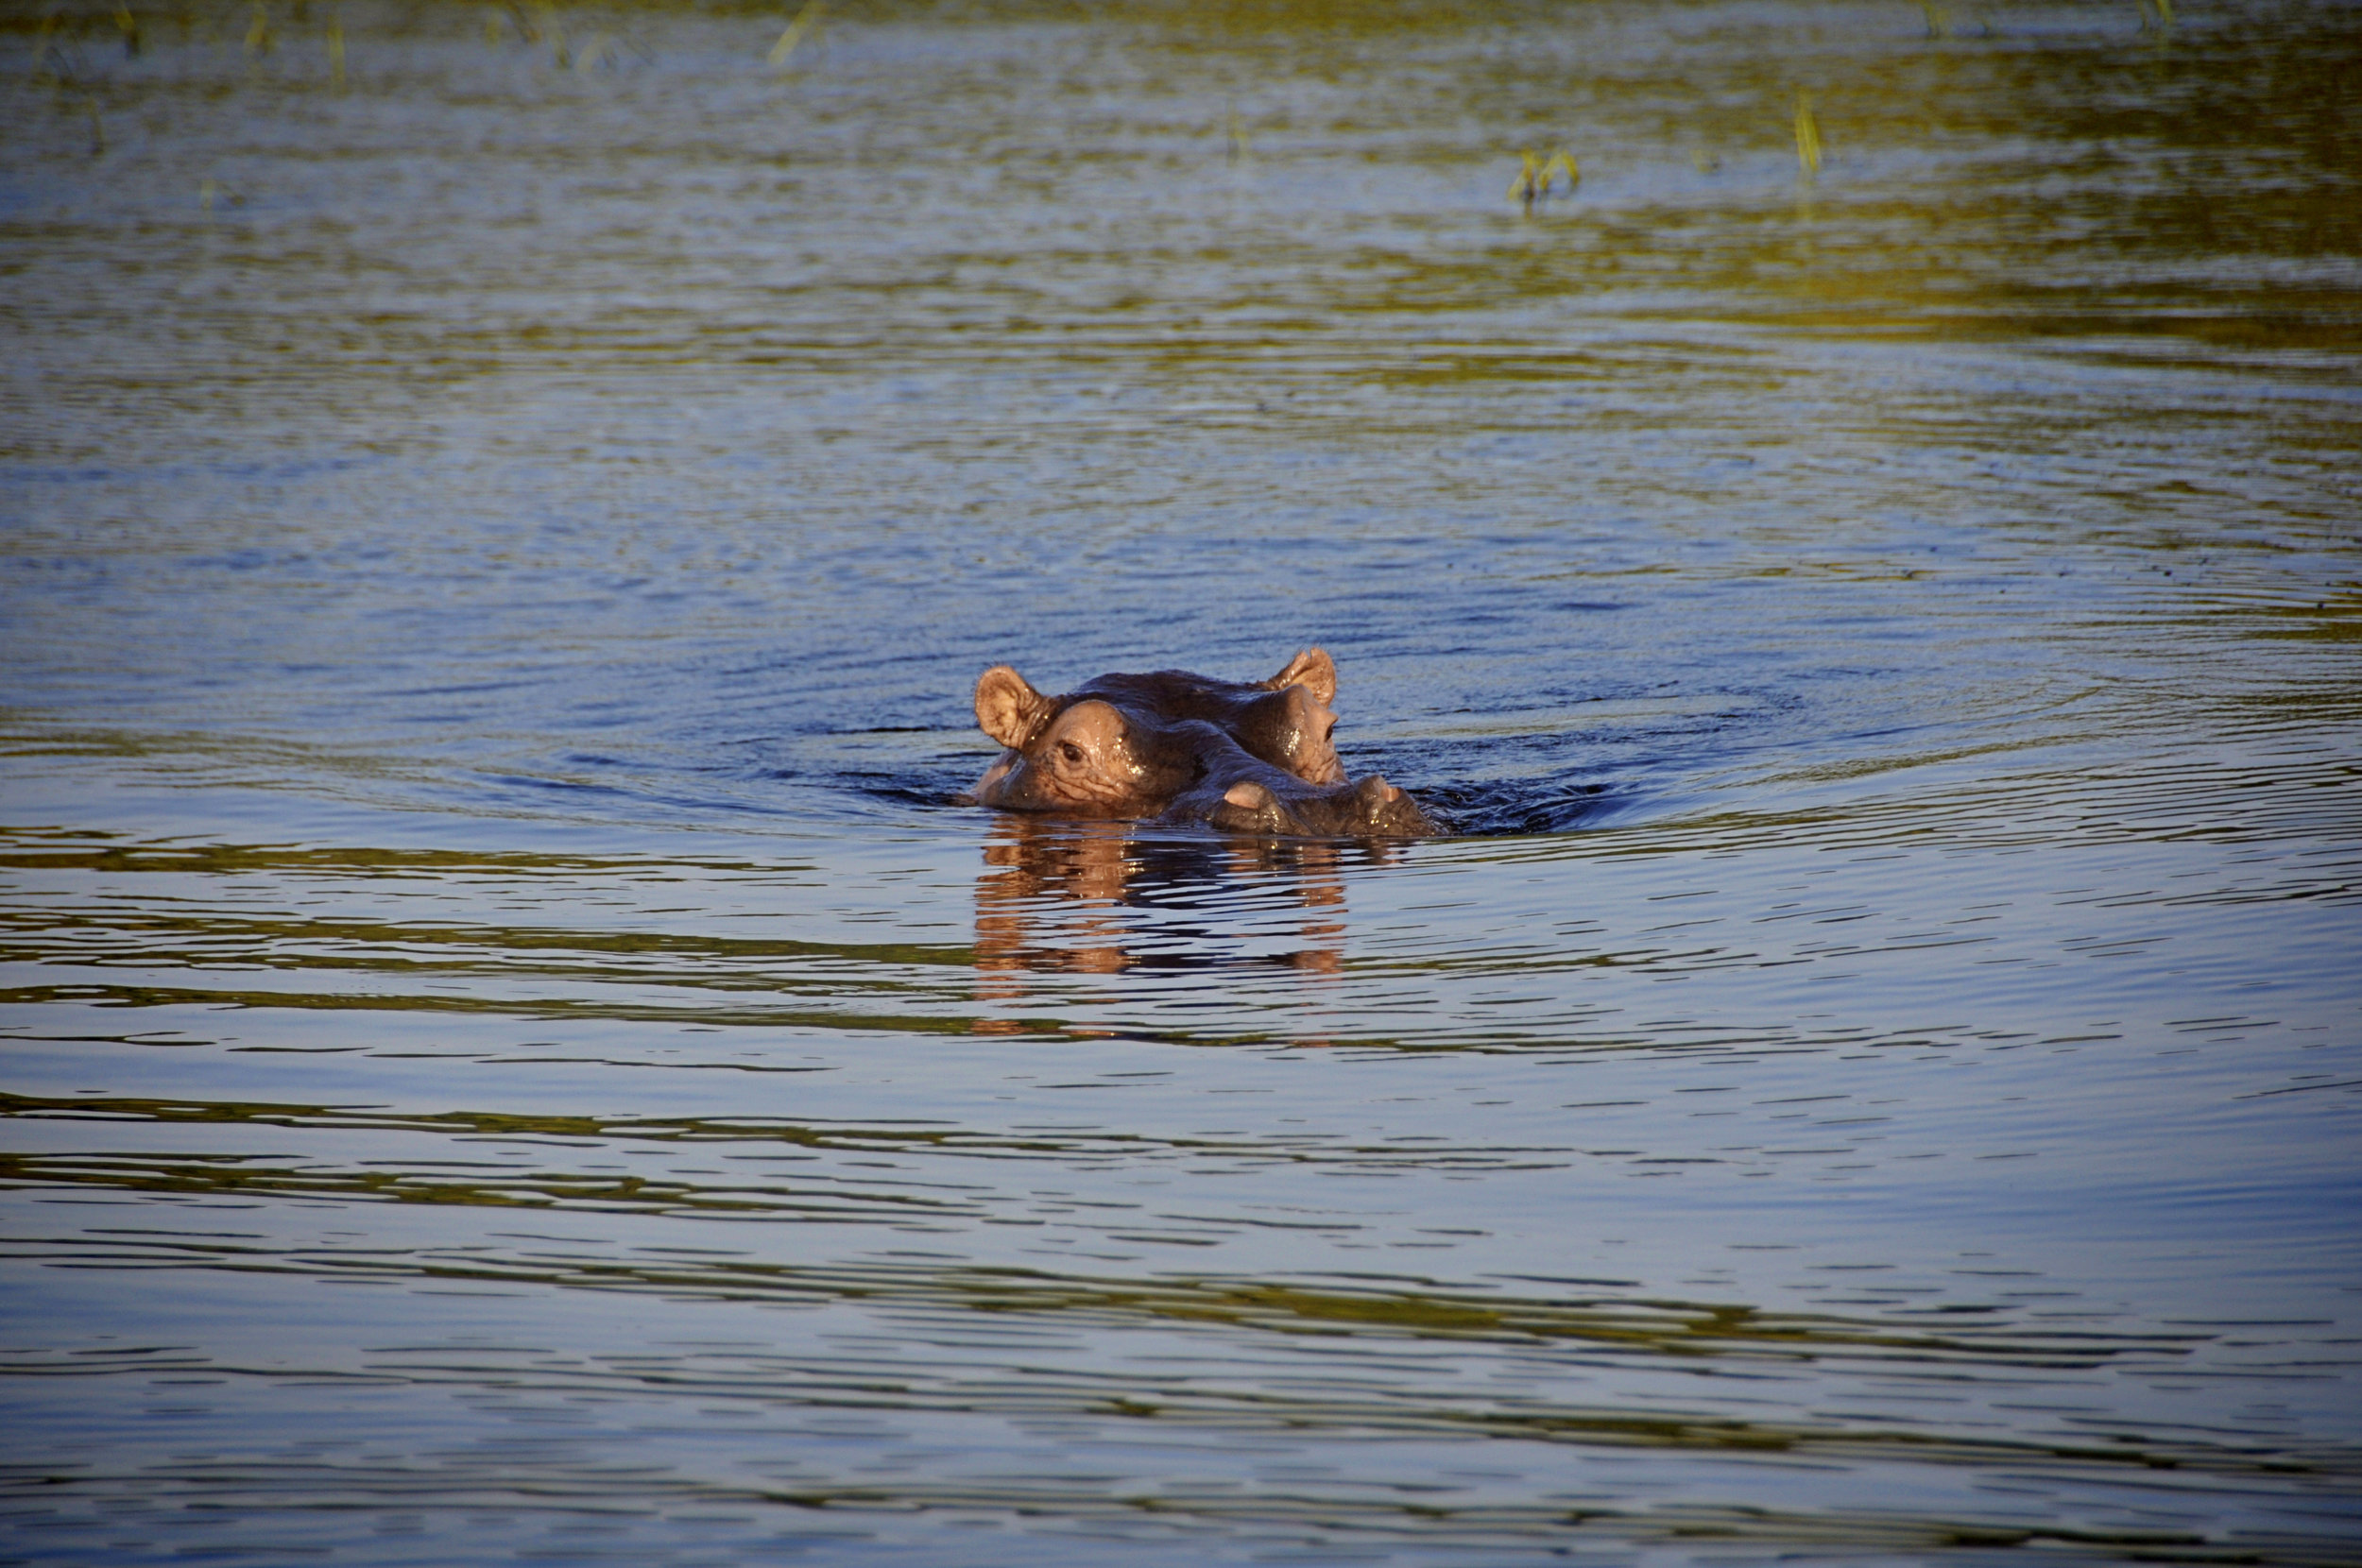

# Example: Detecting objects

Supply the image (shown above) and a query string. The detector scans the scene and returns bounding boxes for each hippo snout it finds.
[1202,775,1434,838]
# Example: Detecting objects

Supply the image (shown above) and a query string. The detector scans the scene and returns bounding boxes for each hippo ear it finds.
[975,666,1049,748]
[1264,647,1337,707]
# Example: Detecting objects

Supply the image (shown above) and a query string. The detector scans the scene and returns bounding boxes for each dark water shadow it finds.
[1410,775,1629,837]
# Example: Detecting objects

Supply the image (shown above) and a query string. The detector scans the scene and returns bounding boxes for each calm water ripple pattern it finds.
[2,1,2359,1563]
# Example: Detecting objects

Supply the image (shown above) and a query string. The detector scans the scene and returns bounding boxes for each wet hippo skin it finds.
[967,648,1438,837]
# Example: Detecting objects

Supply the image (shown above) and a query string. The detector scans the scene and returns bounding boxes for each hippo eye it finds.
[1059,741,1085,765]
[1323,718,1338,741]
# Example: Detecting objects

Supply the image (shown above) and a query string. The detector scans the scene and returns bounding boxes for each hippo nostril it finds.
[1224,782,1275,810]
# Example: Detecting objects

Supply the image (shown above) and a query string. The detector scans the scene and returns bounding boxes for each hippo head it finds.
[967,648,1437,838]
[967,676,1191,816]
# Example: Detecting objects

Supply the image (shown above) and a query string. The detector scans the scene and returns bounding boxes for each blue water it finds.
[4,1,2360,1561]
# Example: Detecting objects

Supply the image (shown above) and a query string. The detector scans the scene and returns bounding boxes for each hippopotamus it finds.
[967,648,1438,837]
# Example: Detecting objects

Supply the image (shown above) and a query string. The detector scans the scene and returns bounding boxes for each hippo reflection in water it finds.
[966,648,1438,837]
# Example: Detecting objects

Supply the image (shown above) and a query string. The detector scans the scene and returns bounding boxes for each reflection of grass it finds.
[0,1088,1591,1174]
[0,1155,2281,1495]
[0,892,1767,1049]
[11,0,2353,369]
[767,0,824,68]
[2,1109,2200,1379]
[1507,149,1577,210]
[0,977,1027,1034]
[0,897,979,972]
[0,1117,974,1223]
[1793,90,1821,180]
[10,1092,2351,1508]
[0,827,798,881]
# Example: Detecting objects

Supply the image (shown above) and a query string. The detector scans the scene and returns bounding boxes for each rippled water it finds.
[5,0,2360,1562]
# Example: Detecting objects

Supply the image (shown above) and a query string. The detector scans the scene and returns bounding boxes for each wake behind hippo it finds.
[966,647,1438,837]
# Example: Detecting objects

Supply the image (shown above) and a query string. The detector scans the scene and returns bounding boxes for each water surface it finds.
[4,1,2360,1562]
